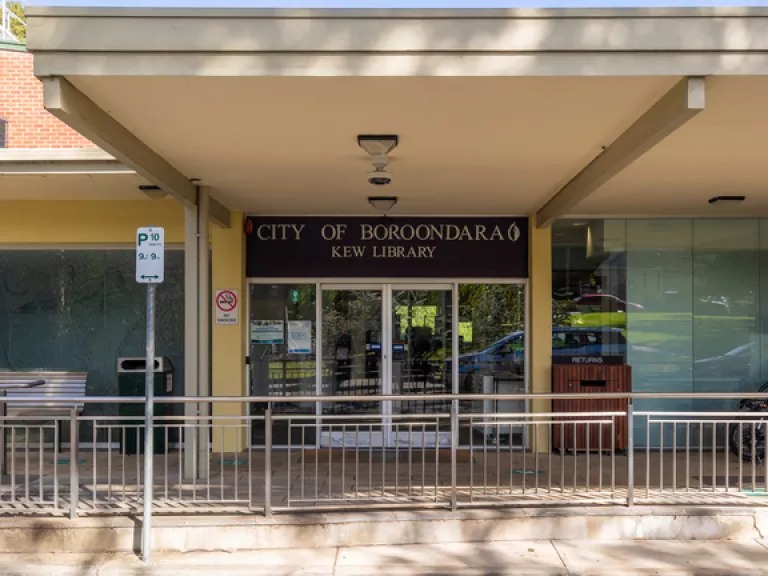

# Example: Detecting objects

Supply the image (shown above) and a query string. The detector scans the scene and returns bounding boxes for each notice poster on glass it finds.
[287,320,312,354]
[251,320,284,344]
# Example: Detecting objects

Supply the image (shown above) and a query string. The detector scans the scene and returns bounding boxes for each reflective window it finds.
[552,219,627,360]
[249,283,317,445]
[457,284,526,446]
[553,219,768,447]
[0,249,185,417]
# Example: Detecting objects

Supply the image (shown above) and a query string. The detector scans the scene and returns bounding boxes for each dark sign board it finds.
[552,355,625,366]
[246,217,528,278]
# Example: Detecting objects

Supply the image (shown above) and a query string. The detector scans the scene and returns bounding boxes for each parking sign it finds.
[136,227,165,284]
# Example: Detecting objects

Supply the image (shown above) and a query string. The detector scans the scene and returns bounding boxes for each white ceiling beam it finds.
[207,193,231,229]
[41,76,230,228]
[535,76,706,228]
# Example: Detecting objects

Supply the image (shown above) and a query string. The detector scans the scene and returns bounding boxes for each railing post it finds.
[627,398,634,508]
[265,406,272,518]
[69,408,78,520]
[450,399,458,511]
[0,394,5,479]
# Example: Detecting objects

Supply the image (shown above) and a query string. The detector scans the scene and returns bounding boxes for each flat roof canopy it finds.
[24,7,768,222]
[0,148,156,201]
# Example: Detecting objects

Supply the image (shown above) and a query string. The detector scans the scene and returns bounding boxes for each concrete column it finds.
[211,211,247,453]
[183,202,199,480]
[529,214,552,452]
[197,187,210,478]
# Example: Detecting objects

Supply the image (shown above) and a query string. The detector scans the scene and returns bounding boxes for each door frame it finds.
[318,283,456,447]
[245,278,530,449]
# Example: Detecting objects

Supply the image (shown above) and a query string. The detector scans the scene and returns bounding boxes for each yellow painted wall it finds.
[211,211,247,452]
[529,214,553,452]
[0,200,185,244]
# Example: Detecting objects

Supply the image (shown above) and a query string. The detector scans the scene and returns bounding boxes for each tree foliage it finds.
[7,2,25,44]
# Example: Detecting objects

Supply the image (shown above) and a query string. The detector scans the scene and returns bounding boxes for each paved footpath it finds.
[4,540,768,575]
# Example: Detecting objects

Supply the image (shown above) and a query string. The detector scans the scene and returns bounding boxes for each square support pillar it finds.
[183,202,199,480]
[211,211,247,453]
[529,214,552,452]
[197,188,210,479]
[183,187,211,480]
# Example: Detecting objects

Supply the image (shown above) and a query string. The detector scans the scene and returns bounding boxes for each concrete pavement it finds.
[3,540,768,575]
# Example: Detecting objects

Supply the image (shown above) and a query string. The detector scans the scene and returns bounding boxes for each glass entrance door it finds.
[320,287,385,447]
[319,284,452,448]
[248,281,527,448]
[389,287,453,447]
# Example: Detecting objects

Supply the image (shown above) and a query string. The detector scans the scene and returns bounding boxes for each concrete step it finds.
[0,506,766,554]
[4,541,768,575]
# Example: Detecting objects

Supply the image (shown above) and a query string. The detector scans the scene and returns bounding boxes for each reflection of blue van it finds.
[453,327,626,375]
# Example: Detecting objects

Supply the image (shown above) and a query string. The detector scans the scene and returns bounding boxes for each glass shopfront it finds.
[0,249,186,417]
[246,217,529,448]
[552,219,768,446]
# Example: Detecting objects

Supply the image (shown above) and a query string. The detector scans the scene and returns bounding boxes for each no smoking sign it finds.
[215,289,239,325]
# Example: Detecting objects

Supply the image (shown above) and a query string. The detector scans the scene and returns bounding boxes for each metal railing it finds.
[0,392,766,521]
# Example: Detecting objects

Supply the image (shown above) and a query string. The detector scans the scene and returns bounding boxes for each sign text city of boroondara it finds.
[246,217,529,278]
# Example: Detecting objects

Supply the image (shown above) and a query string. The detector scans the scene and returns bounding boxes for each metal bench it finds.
[0,372,87,419]
[0,372,87,477]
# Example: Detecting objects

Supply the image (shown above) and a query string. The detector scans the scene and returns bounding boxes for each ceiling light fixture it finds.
[368,196,398,213]
[139,184,167,199]
[708,195,745,205]
[358,135,398,187]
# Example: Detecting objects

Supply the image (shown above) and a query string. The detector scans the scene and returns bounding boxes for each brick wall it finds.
[0,48,94,148]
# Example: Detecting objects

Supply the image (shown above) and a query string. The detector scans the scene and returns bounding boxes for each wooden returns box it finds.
[551,364,631,452]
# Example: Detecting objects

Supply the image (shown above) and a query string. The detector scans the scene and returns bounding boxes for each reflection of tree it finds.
[322,290,381,365]
[459,284,525,354]
[694,251,757,315]
[552,299,571,327]
[0,251,186,420]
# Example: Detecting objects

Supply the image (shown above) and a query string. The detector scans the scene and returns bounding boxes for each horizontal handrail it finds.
[0,391,765,404]
[2,388,767,544]
[641,411,767,417]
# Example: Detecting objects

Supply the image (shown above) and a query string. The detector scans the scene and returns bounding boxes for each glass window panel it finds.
[249,283,317,445]
[0,250,185,435]
[552,219,627,359]
[692,220,759,415]
[625,220,693,447]
[321,289,382,412]
[391,289,452,436]
[760,219,768,385]
[457,284,525,447]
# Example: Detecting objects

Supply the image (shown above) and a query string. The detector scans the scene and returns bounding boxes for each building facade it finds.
[2,6,768,458]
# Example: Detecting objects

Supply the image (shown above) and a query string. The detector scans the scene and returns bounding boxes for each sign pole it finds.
[135,225,164,563]
[142,282,155,562]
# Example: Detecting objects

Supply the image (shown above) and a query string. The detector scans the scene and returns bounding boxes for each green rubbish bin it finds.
[117,357,174,455]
